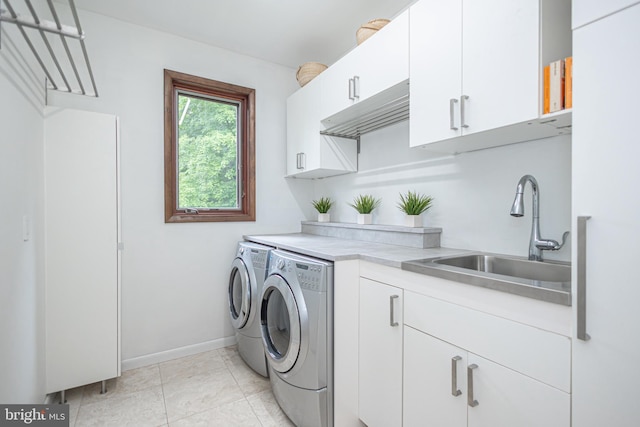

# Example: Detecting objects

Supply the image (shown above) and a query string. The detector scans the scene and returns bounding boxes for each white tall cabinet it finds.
[44,108,121,394]
[572,2,640,425]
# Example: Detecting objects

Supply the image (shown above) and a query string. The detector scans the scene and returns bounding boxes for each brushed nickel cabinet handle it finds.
[577,215,592,341]
[451,356,462,397]
[449,98,459,130]
[467,364,479,407]
[460,95,469,129]
[353,75,360,100]
[389,295,399,327]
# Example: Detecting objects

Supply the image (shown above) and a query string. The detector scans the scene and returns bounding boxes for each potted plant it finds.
[312,197,333,222]
[348,194,381,225]
[397,191,433,227]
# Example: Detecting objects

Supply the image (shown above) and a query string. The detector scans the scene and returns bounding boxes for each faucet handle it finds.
[536,231,570,251]
[558,231,570,249]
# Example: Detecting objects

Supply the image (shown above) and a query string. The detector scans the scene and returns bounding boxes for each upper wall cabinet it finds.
[286,9,409,179]
[410,0,572,153]
[321,10,409,121]
[286,72,358,178]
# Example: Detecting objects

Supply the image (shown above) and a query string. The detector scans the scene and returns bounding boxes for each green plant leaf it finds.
[348,194,381,214]
[311,197,333,213]
[397,191,434,215]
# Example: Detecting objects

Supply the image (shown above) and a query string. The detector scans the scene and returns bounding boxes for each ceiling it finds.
[70,0,414,69]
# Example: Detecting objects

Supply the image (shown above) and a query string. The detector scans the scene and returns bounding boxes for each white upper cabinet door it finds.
[404,327,467,427]
[354,9,409,102]
[573,0,640,28]
[320,10,409,119]
[286,73,357,179]
[286,76,322,176]
[409,0,463,146]
[467,353,570,427]
[461,0,539,136]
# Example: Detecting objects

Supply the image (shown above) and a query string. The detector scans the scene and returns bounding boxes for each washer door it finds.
[228,258,251,329]
[261,274,303,373]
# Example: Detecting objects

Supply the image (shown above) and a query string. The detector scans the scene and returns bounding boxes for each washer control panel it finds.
[250,248,268,270]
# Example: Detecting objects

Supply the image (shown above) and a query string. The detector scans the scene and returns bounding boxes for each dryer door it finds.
[229,258,251,329]
[261,274,305,373]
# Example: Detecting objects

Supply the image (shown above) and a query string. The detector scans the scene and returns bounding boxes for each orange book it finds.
[565,56,573,109]
[543,65,550,114]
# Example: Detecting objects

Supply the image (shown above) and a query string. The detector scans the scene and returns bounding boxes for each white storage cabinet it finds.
[409,0,572,152]
[571,2,640,426]
[403,291,570,427]
[44,108,121,395]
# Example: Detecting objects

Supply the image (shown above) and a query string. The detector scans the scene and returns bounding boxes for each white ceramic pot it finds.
[404,215,422,227]
[318,213,330,222]
[357,213,372,225]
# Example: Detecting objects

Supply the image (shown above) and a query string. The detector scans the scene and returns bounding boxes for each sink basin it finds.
[432,254,570,283]
[401,252,571,306]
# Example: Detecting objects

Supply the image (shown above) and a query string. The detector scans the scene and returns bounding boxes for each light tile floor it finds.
[58,346,295,427]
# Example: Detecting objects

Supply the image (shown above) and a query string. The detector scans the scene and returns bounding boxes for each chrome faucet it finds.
[510,175,569,261]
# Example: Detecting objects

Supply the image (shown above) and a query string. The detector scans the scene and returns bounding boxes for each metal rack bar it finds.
[320,94,409,139]
[25,0,71,92]
[68,0,97,96]
[46,0,83,94]
[0,0,98,97]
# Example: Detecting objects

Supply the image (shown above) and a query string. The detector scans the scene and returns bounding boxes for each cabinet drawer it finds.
[404,291,570,392]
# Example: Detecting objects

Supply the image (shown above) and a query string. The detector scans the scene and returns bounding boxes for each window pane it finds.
[177,92,239,210]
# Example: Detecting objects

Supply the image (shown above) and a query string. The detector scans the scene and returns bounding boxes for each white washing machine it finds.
[260,249,334,427]
[228,241,272,377]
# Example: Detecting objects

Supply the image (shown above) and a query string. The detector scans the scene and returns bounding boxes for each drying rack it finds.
[0,0,98,97]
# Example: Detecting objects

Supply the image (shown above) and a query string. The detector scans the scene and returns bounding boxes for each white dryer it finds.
[228,241,272,377]
[260,250,334,427]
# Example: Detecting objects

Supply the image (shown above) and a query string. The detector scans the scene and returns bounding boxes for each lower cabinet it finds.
[358,278,403,427]
[404,326,570,427]
[357,270,571,427]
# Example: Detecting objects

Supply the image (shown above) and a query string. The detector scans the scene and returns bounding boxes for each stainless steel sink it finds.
[401,252,571,306]
[432,254,570,283]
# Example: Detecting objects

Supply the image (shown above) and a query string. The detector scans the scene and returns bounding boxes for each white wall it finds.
[313,122,572,261]
[0,31,46,402]
[47,10,312,364]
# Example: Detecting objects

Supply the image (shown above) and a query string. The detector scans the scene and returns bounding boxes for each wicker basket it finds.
[356,18,390,45]
[296,62,328,87]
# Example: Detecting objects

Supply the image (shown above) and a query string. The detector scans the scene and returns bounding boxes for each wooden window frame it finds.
[164,69,255,223]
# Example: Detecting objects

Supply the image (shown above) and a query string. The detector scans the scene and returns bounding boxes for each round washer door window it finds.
[260,275,301,373]
[228,258,251,329]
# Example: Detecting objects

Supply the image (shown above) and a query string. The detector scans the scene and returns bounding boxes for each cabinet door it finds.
[321,11,409,119]
[404,327,467,427]
[461,0,539,136]
[45,108,120,393]
[286,77,322,176]
[572,4,640,426]
[467,354,570,427]
[410,0,462,147]
[359,278,403,427]
[355,9,409,102]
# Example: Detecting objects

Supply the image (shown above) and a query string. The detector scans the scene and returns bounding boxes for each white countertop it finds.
[243,232,468,267]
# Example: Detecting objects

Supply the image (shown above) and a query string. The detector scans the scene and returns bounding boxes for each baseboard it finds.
[121,336,237,371]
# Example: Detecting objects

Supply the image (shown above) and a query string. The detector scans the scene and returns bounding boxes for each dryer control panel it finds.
[293,261,326,292]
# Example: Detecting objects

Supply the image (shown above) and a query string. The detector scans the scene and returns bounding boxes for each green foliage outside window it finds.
[177,94,239,209]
